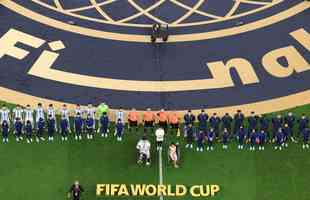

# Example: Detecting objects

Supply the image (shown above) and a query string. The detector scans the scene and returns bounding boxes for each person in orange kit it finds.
[157,109,168,132]
[128,108,139,133]
[143,108,155,132]
[169,111,180,134]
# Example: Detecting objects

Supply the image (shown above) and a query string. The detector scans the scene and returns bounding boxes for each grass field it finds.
[0,102,310,200]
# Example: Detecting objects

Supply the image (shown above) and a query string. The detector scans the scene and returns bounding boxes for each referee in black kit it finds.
[68,181,84,200]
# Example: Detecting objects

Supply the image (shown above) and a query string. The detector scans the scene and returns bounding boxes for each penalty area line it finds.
[158,148,164,200]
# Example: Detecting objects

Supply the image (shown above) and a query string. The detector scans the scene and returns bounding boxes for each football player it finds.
[47,114,56,141]
[249,129,258,151]
[14,117,23,142]
[198,109,208,132]
[207,128,215,151]
[275,128,284,150]
[60,114,69,141]
[74,113,83,140]
[237,126,246,150]
[302,128,309,149]
[169,142,179,168]
[209,113,220,139]
[115,118,124,141]
[47,104,57,132]
[36,117,45,142]
[12,105,23,123]
[24,104,34,125]
[98,112,109,138]
[234,110,244,135]
[258,129,266,150]
[25,120,33,143]
[222,113,232,133]
[2,120,9,143]
[136,136,151,166]
[35,103,45,129]
[222,128,229,150]
[0,105,10,125]
[85,103,96,129]
[128,108,139,133]
[85,114,95,139]
[185,123,194,149]
[196,130,205,152]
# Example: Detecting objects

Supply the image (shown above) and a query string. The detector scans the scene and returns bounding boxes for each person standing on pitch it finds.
[68,181,84,200]
[98,112,109,138]
[155,127,165,151]
[136,135,151,166]
[185,123,194,149]
[2,120,9,143]
[115,118,124,141]
[47,114,56,142]
[74,113,83,140]
[128,108,139,133]
[60,114,70,141]
[302,128,309,149]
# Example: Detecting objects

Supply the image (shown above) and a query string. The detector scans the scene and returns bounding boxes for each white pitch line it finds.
[159,148,164,200]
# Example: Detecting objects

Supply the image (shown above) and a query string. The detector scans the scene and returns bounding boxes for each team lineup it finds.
[1,104,309,157]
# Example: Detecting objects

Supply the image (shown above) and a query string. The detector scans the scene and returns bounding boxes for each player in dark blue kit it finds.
[196,130,205,152]
[25,120,33,143]
[282,123,291,148]
[222,113,232,133]
[259,115,269,141]
[209,113,220,139]
[275,128,284,150]
[115,118,124,141]
[98,112,109,138]
[222,128,229,150]
[234,110,244,135]
[284,112,295,141]
[85,114,95,140]
[185,123,194,149]
[272,114,283,142]
[207,128,215,151]
[248,112,258,133]
[237,126,246,150]
[249,129,258,151]
[60,115,69,141]
[184,110,195,137]
[47,114,56,142]
[2,120,9,143]
[298,114,309,138]
[258,129,266,150]
[74,113,83,140]
[198,109,208,132]
[301,128,309,149]
[36,117,45,143]
[14,117,23,142]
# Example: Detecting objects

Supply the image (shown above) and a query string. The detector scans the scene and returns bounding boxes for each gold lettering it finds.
[190,185,200,197]
[0,28,45,59]
[211,185,220,196]
[175,185,187,196]
[118,184,129,196]
[96,184,105,196]
[262,46,310,77]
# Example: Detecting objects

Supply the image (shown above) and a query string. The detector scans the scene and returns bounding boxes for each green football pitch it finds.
[0,102,310,200]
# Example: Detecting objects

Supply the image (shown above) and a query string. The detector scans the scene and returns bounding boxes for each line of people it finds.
[0,104,309,151]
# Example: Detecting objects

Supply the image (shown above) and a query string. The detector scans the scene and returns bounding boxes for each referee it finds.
[68,181,84,200]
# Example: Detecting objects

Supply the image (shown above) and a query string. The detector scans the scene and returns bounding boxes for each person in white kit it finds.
[136,135,151,166]
[47,104,57,132]
[0,105,10,125]
[115,108,124,123]
[12,105,24,123]
[155,127,165,151]
[74,104,83,117]
[24,104,34,124]
[60,104,70,130]
[35,103,45,127]
[85,103,96,128]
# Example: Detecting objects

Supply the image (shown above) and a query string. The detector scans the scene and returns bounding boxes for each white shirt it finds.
[13,108,23,120]
[155,128,165,142]
[86,107,96,119]
[36,107,45,121]
[60,108,69,120]
[136,139,151,156]
[116,110,124,123]
[0,108,10,123]
[47,107,56,119]
[75,107,83,116]
[24,108,34,122]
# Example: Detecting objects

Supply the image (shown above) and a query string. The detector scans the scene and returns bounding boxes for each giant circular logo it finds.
[0,0,309,114]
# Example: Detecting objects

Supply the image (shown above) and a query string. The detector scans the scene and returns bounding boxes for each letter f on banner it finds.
[0,28,45,59]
